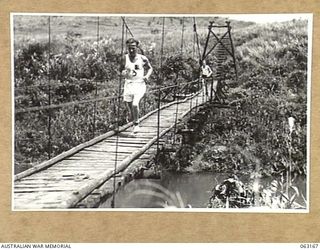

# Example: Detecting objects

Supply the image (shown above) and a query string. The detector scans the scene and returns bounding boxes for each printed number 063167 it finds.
[300,244,319,249]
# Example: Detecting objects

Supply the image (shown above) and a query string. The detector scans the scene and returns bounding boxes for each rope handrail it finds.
[148,80,198,93]
[15,95,118,114]
[15,79,199,114]
[14,79,110,91]
[15,77,198,94]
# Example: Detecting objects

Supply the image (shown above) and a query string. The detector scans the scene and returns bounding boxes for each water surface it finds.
[100,171,307,209]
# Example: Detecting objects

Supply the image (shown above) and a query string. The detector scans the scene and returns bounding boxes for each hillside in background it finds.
[13,15,255,46]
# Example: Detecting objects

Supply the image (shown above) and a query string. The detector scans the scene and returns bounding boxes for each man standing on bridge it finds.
[200,59,213,96]
[121,38,153,134]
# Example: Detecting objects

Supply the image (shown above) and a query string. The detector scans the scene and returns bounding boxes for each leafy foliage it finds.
[207,174,306,209]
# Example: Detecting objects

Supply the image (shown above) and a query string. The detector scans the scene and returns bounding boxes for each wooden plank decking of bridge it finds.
[14,89,211,209]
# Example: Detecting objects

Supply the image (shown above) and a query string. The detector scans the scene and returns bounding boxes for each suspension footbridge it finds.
[13,16,237,209]
[14,87,214,209]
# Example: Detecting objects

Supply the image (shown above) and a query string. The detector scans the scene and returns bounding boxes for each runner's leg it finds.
[123,81,134,123]
[205,77,208,96]
[125,101,133,123]
[132,83,146,126]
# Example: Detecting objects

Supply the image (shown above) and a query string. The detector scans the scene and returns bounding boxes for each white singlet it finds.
[201,65,212,78]
[123,54,147,105]
[124,54,146,81]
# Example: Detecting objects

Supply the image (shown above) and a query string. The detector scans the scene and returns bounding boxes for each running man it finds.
[121,38,153,134]
[200,59,213,96]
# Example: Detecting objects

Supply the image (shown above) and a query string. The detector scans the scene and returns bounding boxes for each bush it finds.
[188,20,308,179]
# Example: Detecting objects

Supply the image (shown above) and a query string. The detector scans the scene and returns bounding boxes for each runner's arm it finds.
[120,55,127,76]
[142,56,153,80]
[199,66,203,77]
[207,65,213,77]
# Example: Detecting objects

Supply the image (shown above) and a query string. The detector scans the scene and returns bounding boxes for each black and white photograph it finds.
[12,13,311,211]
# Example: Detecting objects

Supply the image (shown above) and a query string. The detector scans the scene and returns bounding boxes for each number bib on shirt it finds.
[125,54,145,81]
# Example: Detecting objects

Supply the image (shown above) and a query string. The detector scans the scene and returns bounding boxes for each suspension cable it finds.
[173,17,185,142]
[156,17,165,162]
[125,23,128,44]
[121,17,134,37]
[193,17,202,62]
[192,18,197,104]
[180,17,185,55]
[192,26,195,59]
[189,17,200,118]
[15,81,194,114]
[92,16,99,138]
[111,17,125,209]
[47,16,52,159]
[193,17,204,109]
[14,78,108,91]
[121,17,144,55]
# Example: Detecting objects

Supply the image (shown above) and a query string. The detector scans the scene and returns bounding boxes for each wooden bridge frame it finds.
[202,21,238,79]
[14,84,214,209]
[201,21,238,103]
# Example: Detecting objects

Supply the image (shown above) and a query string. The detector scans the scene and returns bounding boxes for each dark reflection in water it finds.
[100,171,307,209]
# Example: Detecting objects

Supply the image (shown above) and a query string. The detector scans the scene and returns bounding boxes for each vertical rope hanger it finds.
[121,17,134,37]
[124,17,128,42]
[173,17,185,143]
[110,18,138,208]
[226,21,238,80]
[180,17,185,54]
[156,17,165,162]
[111,17,125,209]
[193,17,202,62]
[47,16,52,159]
[121,17,146,55]
[192,17,196,74]
[189,17,202,118]
[92,16,99,138]
[194,17,203,103]
[193,17,203,110]
[192,31,195,60]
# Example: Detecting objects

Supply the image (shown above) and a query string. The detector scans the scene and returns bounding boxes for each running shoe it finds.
[133,125,140,133]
